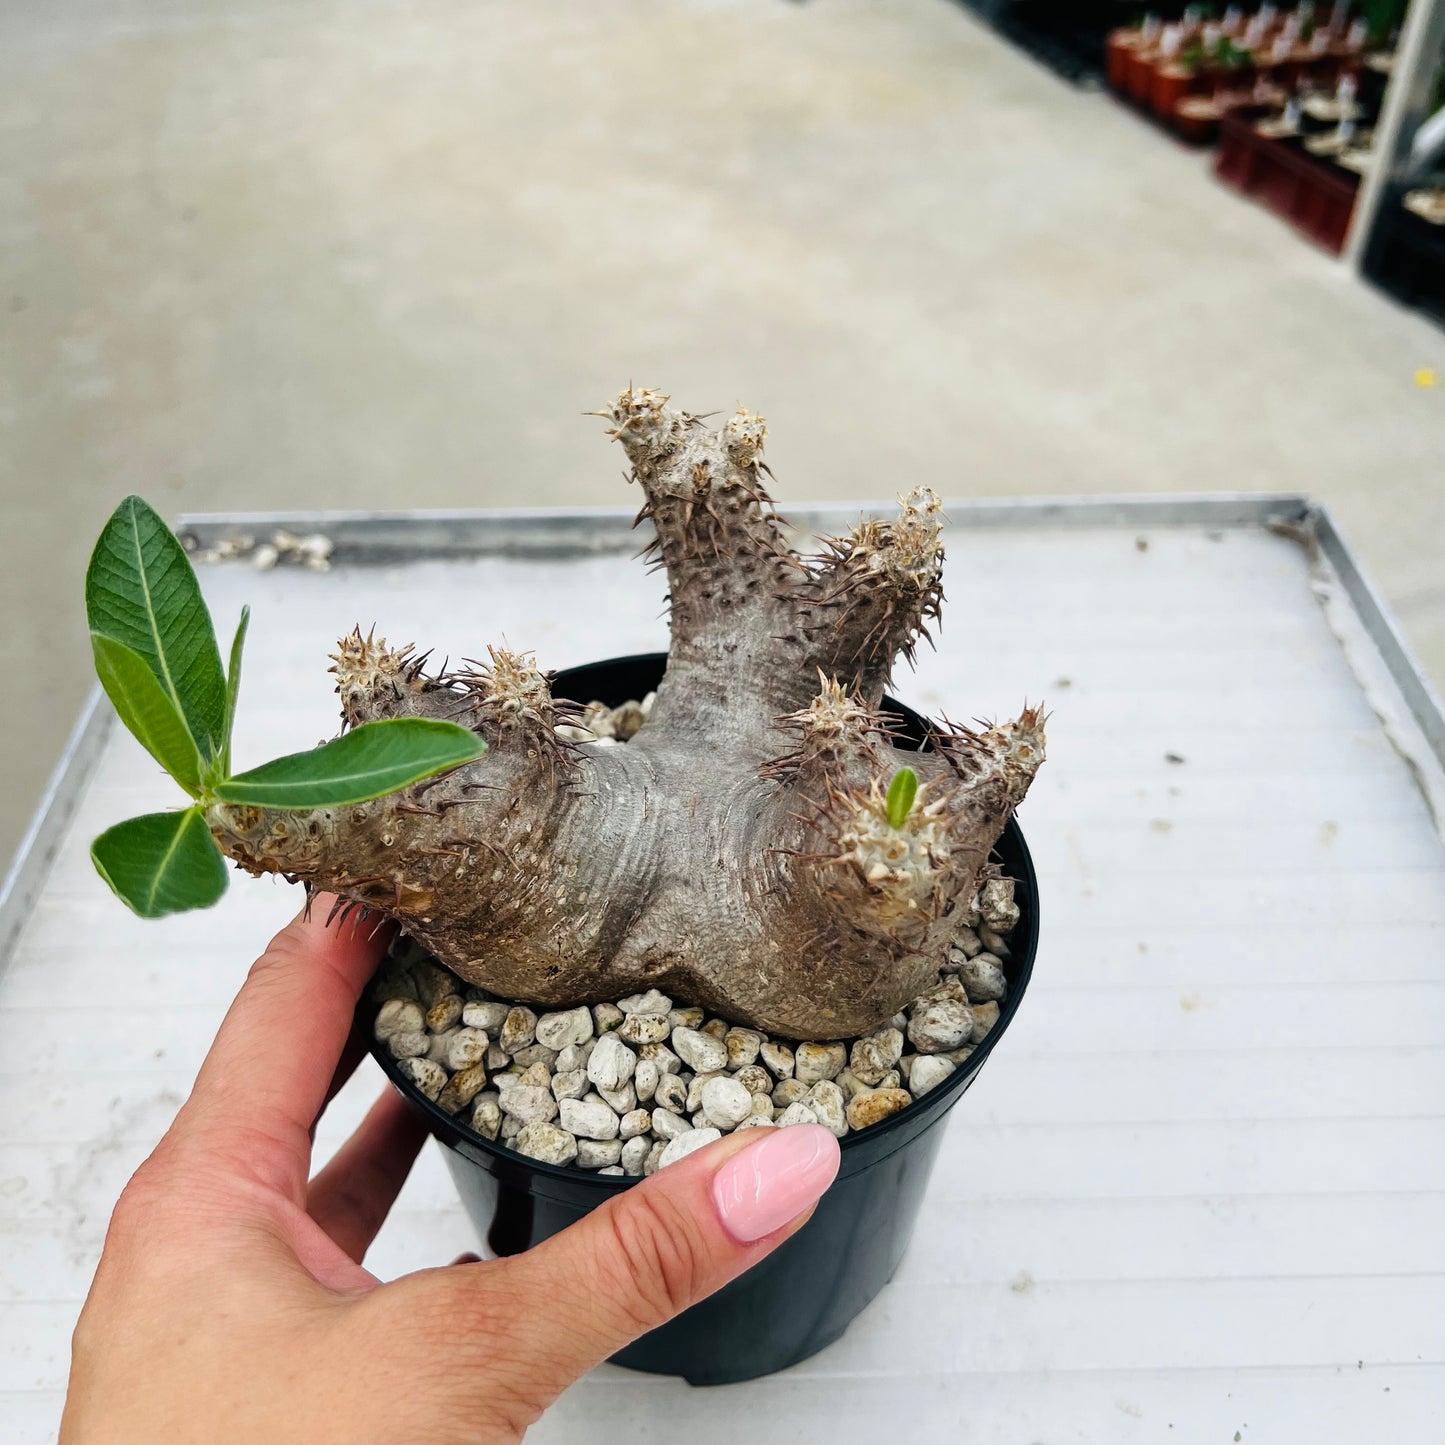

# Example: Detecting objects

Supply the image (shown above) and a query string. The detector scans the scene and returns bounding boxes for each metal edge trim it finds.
[0,687,112,974]
[1305,502,1445,770]
[175,493,1315,555]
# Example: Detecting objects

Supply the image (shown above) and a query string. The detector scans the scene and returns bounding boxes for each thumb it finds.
[452,1124,838,1394]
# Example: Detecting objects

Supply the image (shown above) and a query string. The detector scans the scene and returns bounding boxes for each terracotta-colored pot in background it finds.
[1107,28,1142,93]
[1125,46,1158,106]
[1175,96,1223,145]
[1152,64,1199,121]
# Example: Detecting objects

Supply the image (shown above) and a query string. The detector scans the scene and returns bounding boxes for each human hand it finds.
[60,902,841,1444]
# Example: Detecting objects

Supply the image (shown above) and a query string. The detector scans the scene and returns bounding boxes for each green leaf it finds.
[221,605,251,776]
[86,496,227,761]
[886,767,918,830]
[91,808,228,918]
[214,718,485,810]
[91,634,204,796]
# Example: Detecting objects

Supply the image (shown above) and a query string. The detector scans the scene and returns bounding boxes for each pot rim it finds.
[364,651,1039,1190]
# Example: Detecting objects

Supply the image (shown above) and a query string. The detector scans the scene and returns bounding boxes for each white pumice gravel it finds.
[640,1042,682,1075]
[436,1063,489,1115]
[653,1072,688,1114]
[389,1030,431,1060]
[759,1041,795,1079]
[374,853,1019,1171]
[849,1028,904,1086]
[462,1001,510,1033]
[658,1127,722,1169]
[447,1027,490,1071]
[907,1055,956,1096]
[535,1007,594,1052]
[592,1002,624,1034]
[375,999,424,1040]
[803,1080,847,1137]
[413,962,456,1008]
[426,995,464,1033]
[845,1087,912,1131]
[672,1027,728,1074]
[596,1081,637,1115]
[499,1007,537,1053]
[398,1056,448,1100]
[725,1028,762,1069]
[957,954,1007,1002]
[555,1041,593,1074]
[470,1093,502,1140]
[617,1013,670,1046]
[971,1001,1000,1041]
[577,1139,623,1169]
[980,878,1020,932]
[587,1033,636,1092]
[651,1107,692,1142]
[559,1096,620,1141]
[700,1075,752,1130]
[776,1102,817,1127]
[619,1108,652,1140]
[794,1042,847,1084]
[907,999,975,1054]
[619,989,672,1016]
[426,1028,460,1066]
[514,1122,578,1166]
[498,1085,557,1125]
[948,928,984,962]
[686,1071,725,1114]
[976,924,1009,956]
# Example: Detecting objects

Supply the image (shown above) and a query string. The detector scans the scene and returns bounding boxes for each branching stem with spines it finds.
[207,387,1045,1038]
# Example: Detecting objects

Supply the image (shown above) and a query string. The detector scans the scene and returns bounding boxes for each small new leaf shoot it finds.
[886,767,919,830]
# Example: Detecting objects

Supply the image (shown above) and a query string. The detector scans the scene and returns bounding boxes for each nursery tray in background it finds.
[2,497,1443,1443]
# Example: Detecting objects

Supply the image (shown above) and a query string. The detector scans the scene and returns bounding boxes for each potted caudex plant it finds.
[85,386,1046,1383]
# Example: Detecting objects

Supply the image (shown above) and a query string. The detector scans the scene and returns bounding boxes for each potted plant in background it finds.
[85,386,1046,1383]
[1153,35,1206,126]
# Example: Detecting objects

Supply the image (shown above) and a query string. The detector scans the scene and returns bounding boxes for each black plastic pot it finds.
[366,652,1039,1385]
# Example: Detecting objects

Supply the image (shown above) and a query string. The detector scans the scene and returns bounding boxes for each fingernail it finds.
[710,1125,841,1244]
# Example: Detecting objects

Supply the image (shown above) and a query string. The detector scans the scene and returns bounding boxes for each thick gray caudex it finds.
[207,387,1046,1039]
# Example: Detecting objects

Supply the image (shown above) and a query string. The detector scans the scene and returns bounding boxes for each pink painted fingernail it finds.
[710,1124,841,1243]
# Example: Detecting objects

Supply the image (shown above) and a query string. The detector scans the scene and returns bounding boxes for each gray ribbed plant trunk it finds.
[208,388,1045,1039]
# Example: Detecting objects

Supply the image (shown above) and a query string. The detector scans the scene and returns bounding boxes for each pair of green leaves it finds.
[87,497,485,919]
[87,497,238,797]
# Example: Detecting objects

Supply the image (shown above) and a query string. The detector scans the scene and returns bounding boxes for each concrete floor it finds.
[2,0,1443,876]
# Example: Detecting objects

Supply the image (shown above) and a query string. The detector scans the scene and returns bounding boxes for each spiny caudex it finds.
[208,388,1046,1038]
